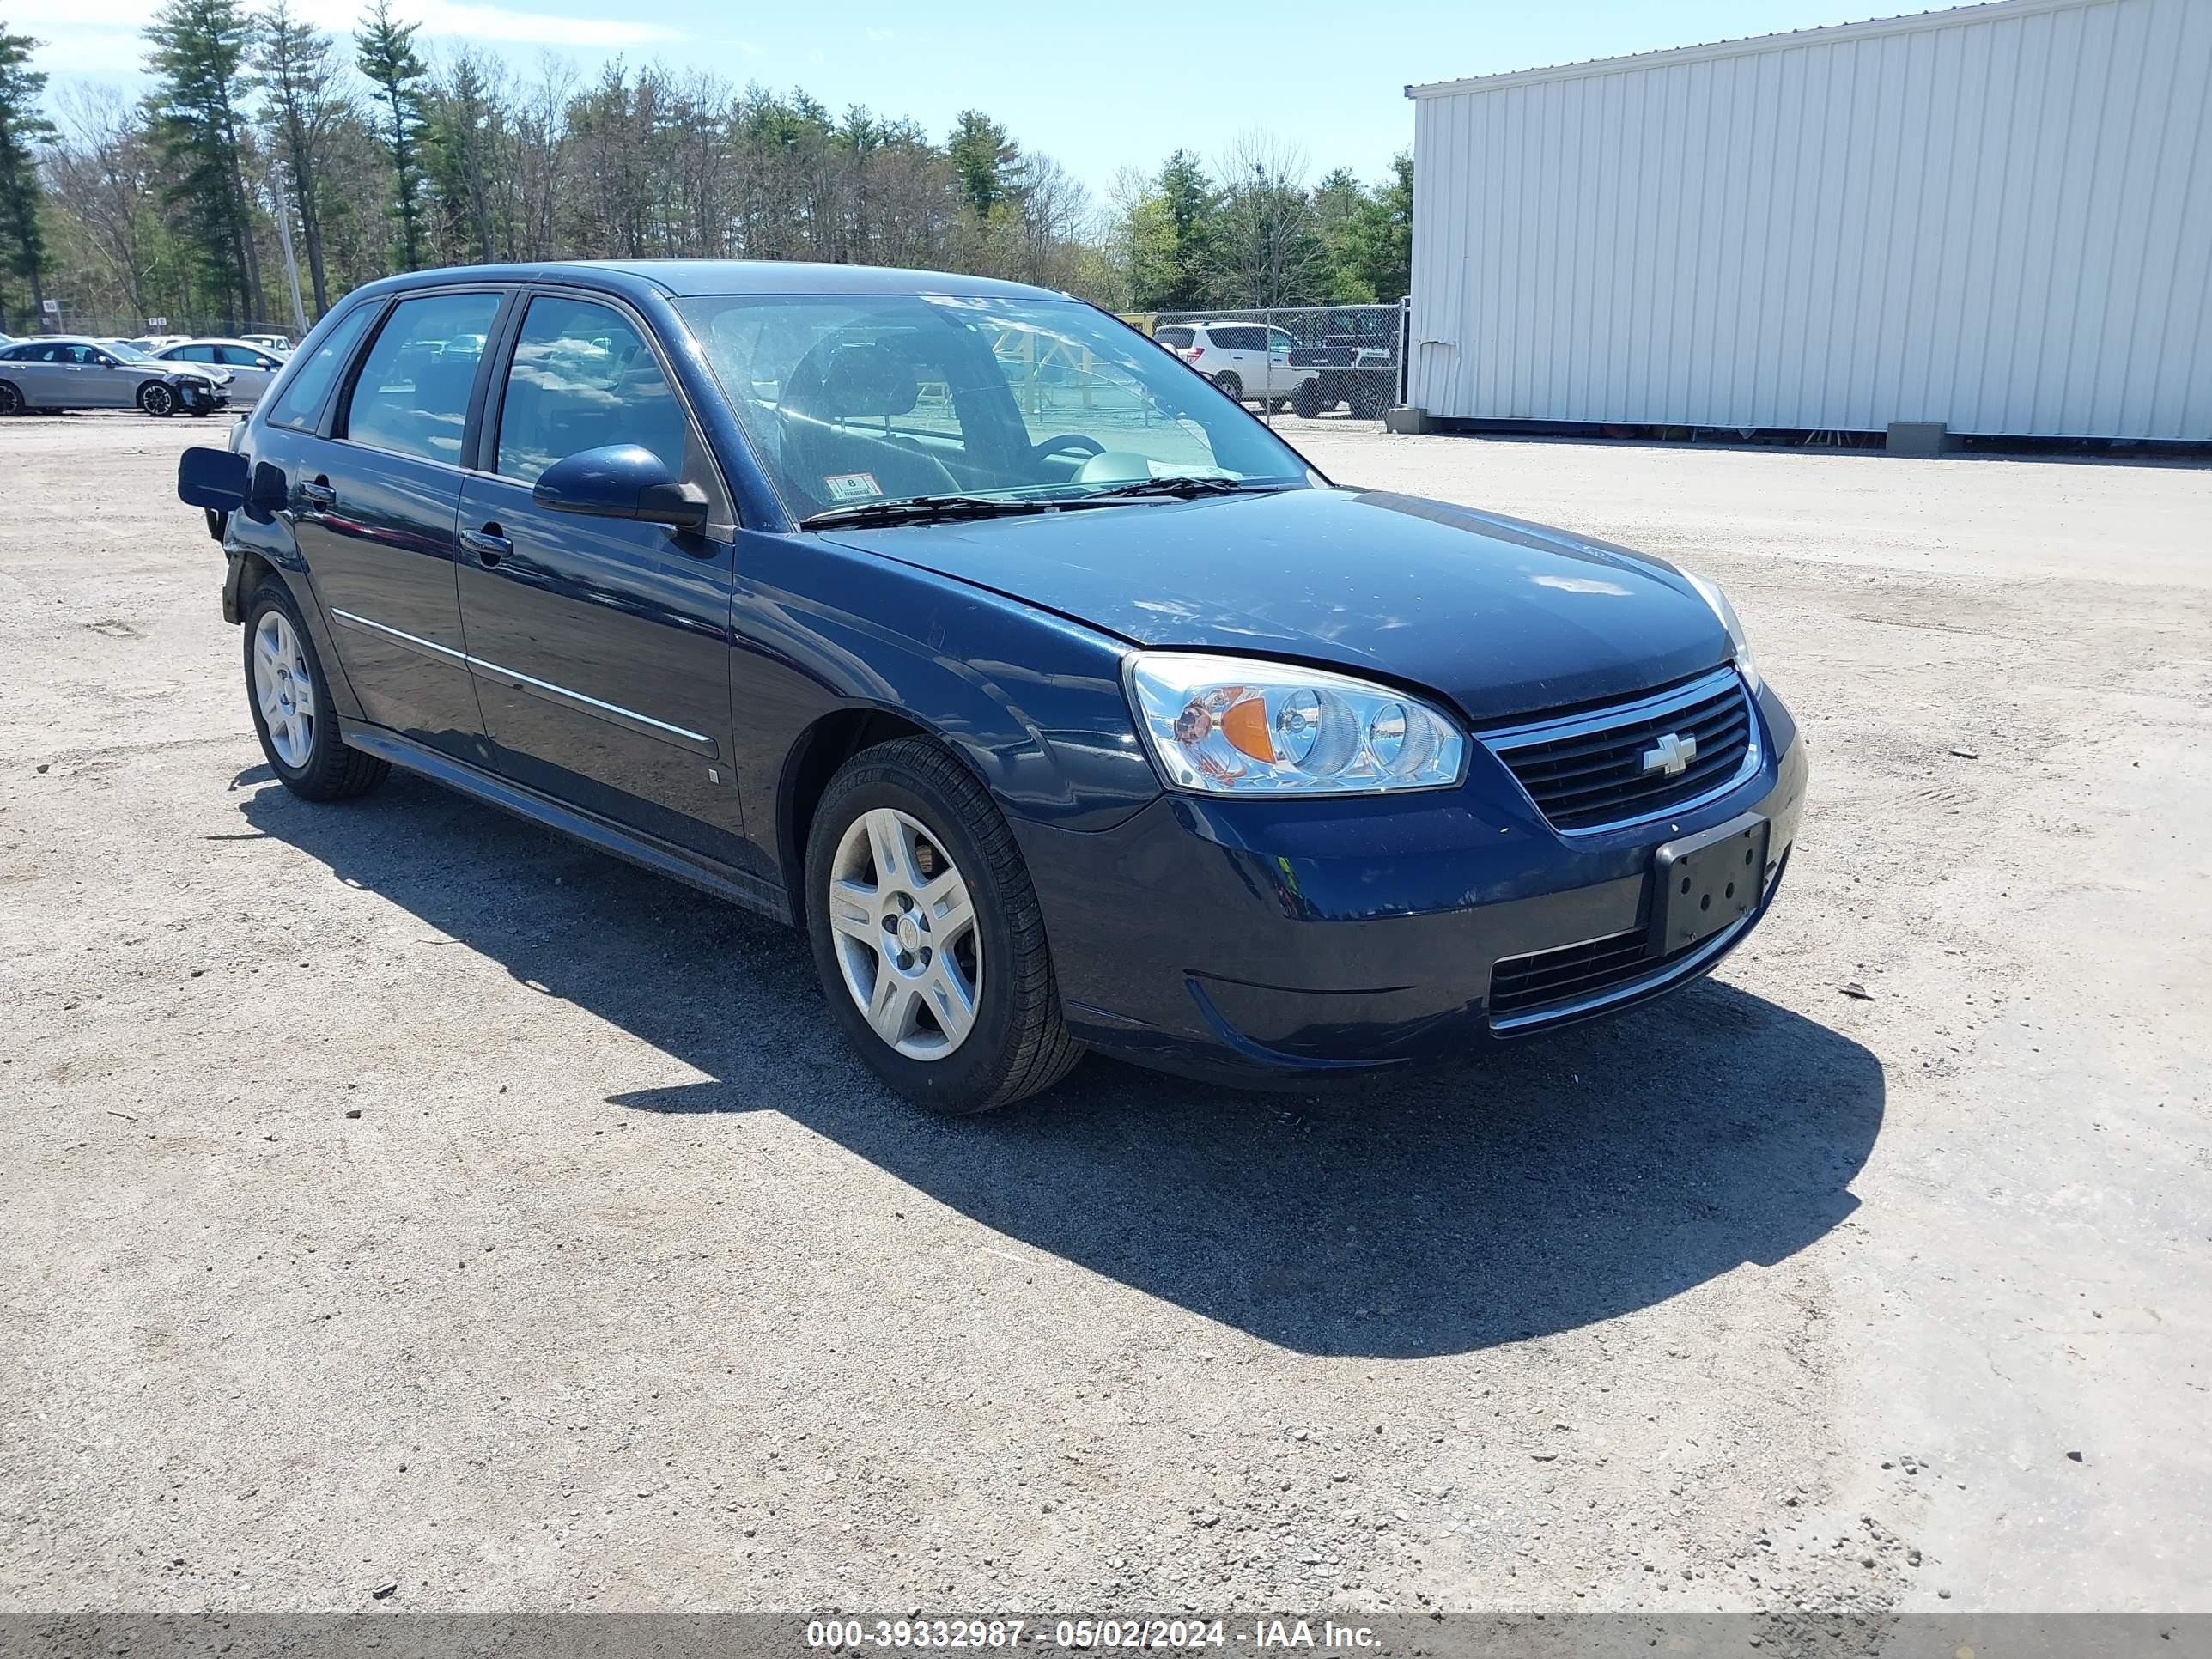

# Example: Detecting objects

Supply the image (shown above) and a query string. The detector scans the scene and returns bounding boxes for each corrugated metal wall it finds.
[1407,0,2212,440]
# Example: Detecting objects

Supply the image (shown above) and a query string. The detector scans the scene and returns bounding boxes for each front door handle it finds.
[460,525,512,566]
[299,478,336,508]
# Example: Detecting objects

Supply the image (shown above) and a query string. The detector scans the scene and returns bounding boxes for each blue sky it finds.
[21,0,1960,196]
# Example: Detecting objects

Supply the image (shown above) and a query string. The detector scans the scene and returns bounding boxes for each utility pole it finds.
[267,167,309,338]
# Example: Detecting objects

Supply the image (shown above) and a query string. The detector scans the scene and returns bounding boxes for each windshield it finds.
[104,341,155,362]
[674,293,1316,522]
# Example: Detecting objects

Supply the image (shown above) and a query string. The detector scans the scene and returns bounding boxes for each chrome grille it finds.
[1482,668,1757,833]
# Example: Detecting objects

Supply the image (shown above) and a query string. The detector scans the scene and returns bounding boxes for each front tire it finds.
[805,738,1081,1114]
[242,580,388,801]
[0,380,22,416]
[138,381,177,417]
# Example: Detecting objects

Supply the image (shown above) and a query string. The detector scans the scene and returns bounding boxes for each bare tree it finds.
[254,0,347,312]
[1209,131,1328,308]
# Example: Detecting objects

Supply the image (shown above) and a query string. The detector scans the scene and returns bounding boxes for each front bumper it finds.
[1011,679,1808,1083]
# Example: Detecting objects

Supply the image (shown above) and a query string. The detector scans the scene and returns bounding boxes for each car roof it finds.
[159,337,271,351]
[347,258,1071,304]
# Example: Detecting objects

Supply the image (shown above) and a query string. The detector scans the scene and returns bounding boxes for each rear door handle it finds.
[299,479,336,507]
[460,525,512,565]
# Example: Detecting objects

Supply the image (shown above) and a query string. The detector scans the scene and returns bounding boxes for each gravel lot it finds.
[3,413,2207,1617]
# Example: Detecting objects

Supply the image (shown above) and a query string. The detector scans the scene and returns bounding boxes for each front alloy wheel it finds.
[139,381,176,417]
[805,738,1082,1113]
[240,580,388,801]
[252,609,317,769]
[827,806,982,1060]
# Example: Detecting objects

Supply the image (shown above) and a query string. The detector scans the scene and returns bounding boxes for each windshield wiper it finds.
[800,494,1058,530]
[1074,476,1286,502]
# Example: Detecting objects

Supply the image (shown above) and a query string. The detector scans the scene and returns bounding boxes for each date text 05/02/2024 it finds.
[804,1620,1381,1651]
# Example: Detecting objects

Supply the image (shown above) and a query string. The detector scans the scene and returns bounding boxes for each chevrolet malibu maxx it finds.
[178,262,1807,1114]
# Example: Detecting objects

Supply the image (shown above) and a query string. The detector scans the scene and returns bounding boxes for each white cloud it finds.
[14,0,681,70]
[407,0,679,47]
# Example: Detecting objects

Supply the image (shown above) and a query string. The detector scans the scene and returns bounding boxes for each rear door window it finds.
[265,303,382,432]
[341,291,501,464]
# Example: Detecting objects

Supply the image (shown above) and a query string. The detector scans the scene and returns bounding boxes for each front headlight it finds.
[1683,570,1760,694]
[1127,653,1465,795]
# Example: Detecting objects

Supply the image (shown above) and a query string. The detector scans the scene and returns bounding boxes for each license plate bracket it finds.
[1650,812,1769,956]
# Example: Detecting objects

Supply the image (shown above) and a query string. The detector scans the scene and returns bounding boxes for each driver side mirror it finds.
[177,446,248,514]
[532,444,708,531]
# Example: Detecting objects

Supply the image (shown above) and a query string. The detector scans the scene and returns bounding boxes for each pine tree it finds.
[424,52,497,264]
[1338,153,1413,303]
[1152,149,1214,310]
[0,21,55,327]
[946,110,1016,221]
[254,0,345,313]
[355,0,427,270]
[144,0,266,329]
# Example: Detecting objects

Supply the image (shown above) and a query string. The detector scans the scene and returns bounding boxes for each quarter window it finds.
[265,303,382,432]
[341,292,500,462]
[495,295,691,483]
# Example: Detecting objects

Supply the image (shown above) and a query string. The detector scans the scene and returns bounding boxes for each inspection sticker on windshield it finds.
[823,472,880,501]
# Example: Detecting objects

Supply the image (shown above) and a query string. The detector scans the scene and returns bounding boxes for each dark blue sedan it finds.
[178,261,1807,1114]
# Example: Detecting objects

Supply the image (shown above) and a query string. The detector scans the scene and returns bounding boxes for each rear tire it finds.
[805,738,1082,1114]
[0,380,21,416]
[242,579,388,801]
[1351,380,1389,420]
[1212,371,1243,403]
[1291,379,1325,420]
[138,381,177,418]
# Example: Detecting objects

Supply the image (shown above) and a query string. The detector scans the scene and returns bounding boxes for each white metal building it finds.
[1404,0,2212,442]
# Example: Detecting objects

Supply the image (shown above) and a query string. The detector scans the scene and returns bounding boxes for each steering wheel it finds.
[1031,433,1105,463]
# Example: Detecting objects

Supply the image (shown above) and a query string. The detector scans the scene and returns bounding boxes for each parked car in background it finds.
[1151,321,1315,407]
[0,336,230,416]
[125,335,191,354]
[239,332,294,355]
[154,338,288,406]
[1287,310,1401,419]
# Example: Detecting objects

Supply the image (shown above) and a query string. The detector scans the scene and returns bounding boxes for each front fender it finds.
[731,530,1163,872]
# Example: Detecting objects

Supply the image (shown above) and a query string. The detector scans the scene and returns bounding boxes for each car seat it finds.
[776,340,959,512]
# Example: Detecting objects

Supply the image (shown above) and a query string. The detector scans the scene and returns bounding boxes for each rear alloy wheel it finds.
[138,381,177,418]
[806,738,1082,1113]
[1212,371,1243,403]
[0,380,22,416]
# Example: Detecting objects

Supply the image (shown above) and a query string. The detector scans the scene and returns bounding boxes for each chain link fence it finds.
[1,308,302,346]
[1124,301,1408,431]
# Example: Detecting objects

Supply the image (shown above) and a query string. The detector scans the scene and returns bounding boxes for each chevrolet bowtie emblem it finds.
[1642,732,1697,776]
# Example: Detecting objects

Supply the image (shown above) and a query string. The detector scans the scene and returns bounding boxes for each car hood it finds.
[814,487,1733,724]
[160,363,227,383]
